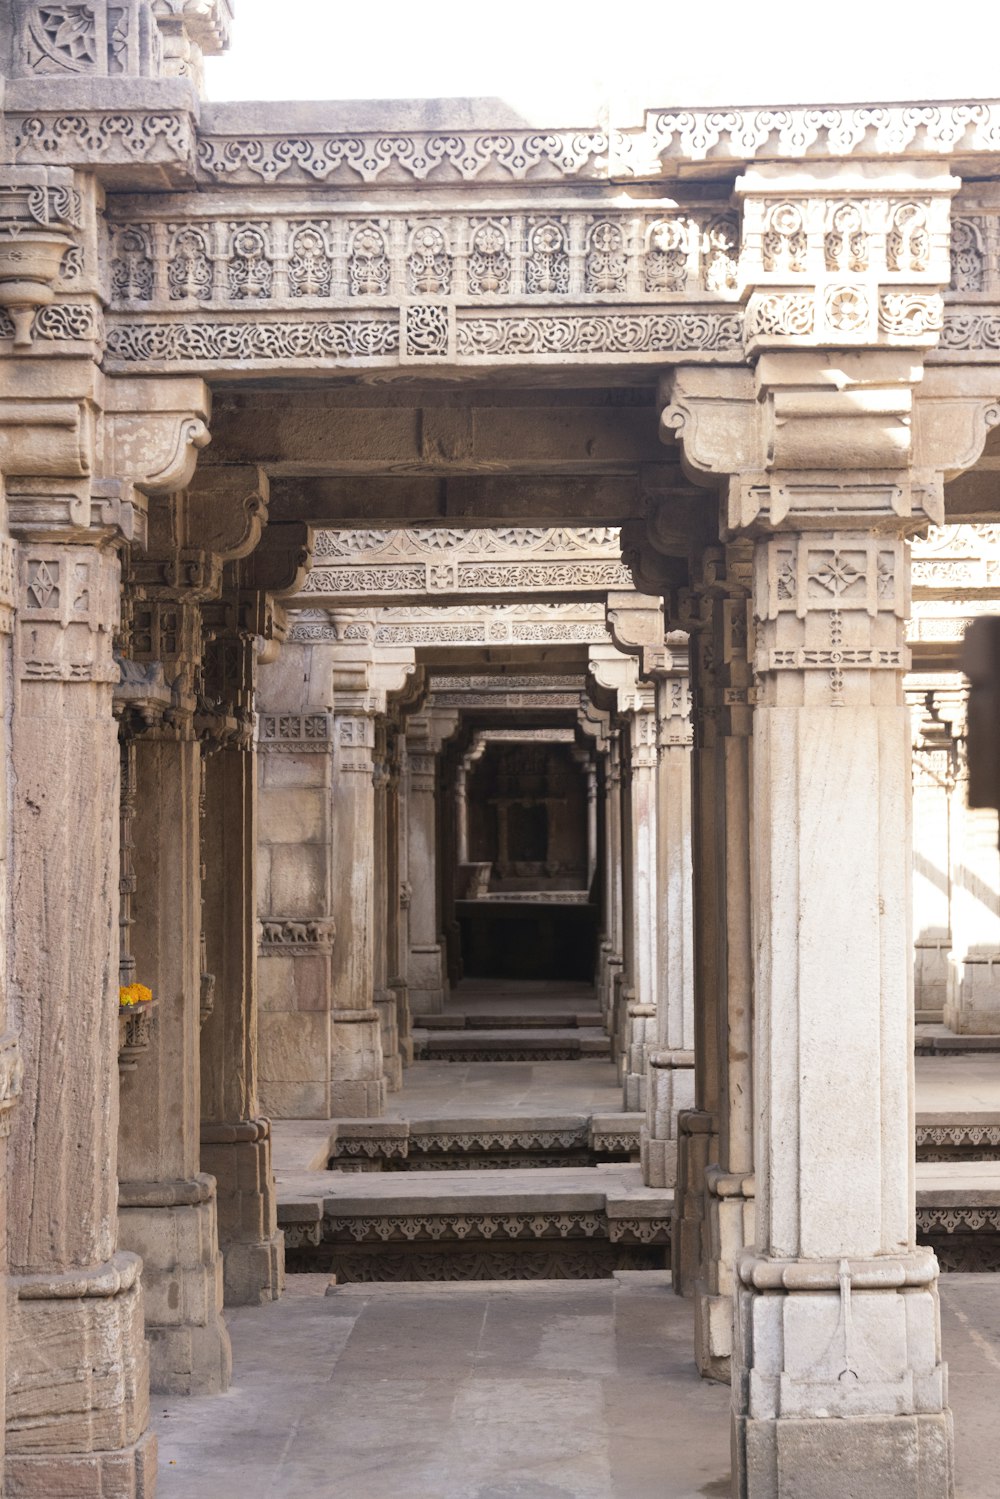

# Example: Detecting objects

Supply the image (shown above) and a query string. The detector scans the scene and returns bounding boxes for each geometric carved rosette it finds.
[17,545,119,683]
[753,534,909,704]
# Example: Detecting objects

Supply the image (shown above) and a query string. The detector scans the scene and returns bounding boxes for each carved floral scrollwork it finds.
[288,222,333,297]
[525,217,569,294]
[467,218,511,295]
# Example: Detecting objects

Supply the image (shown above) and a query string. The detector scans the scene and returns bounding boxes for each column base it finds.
[6,1429,158,1499]
[622,1001,657,1111]
[118,1174,232,1396]
[331,1009,386,1117]
[737,1413,953,1499]
[734,1249,953,1498]
[374,989,403,1091]
[389,977,413,1066]
[641,1049,696,1187]
[408,945,446,1015]
[695,1167,755,1383]
[672,1108,717,1296]
[200,1121,286,1307]
[7,1253,153,1493]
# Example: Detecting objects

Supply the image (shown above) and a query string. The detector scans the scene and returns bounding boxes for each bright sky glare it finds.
[205,0,1000,116]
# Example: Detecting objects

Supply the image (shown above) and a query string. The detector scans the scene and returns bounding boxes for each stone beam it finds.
[204,390,666,474]
[268,473,674,527]
[292,525,632,607]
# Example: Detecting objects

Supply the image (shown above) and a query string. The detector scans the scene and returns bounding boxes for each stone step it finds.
[317,1110,642,1171]
[419,1011,598,1030]
[917,1159,1000,1271]
[413,1027,611,1062]
[278,1163,672,1282]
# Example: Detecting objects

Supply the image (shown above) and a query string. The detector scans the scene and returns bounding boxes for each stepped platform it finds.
[414,978,610,1062]
[275,1160,671,1281]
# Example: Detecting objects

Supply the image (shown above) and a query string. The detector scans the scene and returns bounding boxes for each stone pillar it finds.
[908,684,962,1025]
[664,320,975,1492]
[117,588,231,1395]
[692,546,756,1382]
[943,695,1000,1032]
[733,523,950,1494]
[200,619,285,1307]
[256,642,337,1120]
[372,723,402,1091]
[641,663,695,1189]
[405,707,459,1015]
[7,533,154,1491]
[326,629,416,1115]
[603,733,625,1029]
[622,688,658,1110]
[0,511,23,1498]
[386,727,413,1066]
[672,588,721,1297]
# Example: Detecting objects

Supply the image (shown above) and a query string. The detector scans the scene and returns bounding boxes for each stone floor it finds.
[153,1273,1000,1499]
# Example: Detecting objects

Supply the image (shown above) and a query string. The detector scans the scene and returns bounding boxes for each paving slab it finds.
[151,1273,1000,1499]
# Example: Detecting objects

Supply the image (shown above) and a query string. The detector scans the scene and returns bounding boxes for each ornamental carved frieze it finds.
[259,917,335,952]
[301,527,633,602]
[739,169,956,353]
[257,712,333,752]
[287,603,613,649]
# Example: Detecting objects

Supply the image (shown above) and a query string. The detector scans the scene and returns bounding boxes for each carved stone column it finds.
[0,510,23,1497]
[671,580,721,1298]
[907,685,962,1026]
[691,544,756,1383]
[622,688,658,1110]
[642,660,695,1190]
[577,700,617,1024]
[117,579,231,1395]
[7,531,155,1488]
[4,368,211,1492]
[256,639,337,1119]
[939,689,1000,1032]
[199,610,285,1307]
[405,706,459,1015]
[327,627,415,1115]
[663,308,995,1491]
[372,724,402,1091]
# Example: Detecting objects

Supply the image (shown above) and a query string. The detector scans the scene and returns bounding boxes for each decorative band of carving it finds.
[11,112,195,164]
[105,313,400,365]
[917,1124,1000,1148]
[456,308,743,358]
[0,302,100,343]
[918,1206,1000,1234]
[258,712,333,751]
[196,129,609,185]
[259,918,336,952]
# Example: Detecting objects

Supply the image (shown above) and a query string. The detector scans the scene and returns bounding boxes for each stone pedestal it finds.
[7,539,155,1490]
[119,726,230,1394]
